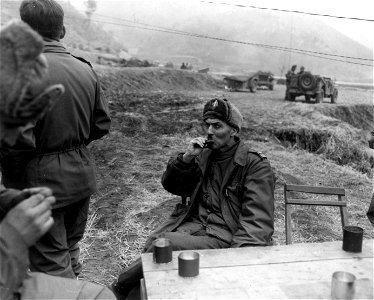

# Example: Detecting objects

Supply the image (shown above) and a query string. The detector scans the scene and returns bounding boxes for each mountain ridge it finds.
[1,1,372,83]
[97,2,373,83]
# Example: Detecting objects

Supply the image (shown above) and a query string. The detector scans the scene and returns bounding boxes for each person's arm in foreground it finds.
[0,188,55,300]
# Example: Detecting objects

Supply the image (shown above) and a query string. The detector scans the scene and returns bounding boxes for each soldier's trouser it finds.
[116,222,230,291]
[29,197,90,279]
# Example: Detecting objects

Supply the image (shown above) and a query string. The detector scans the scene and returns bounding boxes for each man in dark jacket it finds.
[111,98,275,299]
[0,0,111,279]
[0,20,115,300]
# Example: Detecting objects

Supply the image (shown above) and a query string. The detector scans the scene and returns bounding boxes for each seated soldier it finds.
[286,64,297,82]
[111,98,275,299]
[0,20,115,300]
[298,66,305,75]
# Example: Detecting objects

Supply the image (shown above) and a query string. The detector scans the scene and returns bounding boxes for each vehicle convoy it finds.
[224,71,274,93]
[286,72,338,103]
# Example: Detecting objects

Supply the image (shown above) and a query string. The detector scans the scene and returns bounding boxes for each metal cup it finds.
[331,271,356,300]
[178,251,199,277]
[152,238,172,264]
[342,226,364,253]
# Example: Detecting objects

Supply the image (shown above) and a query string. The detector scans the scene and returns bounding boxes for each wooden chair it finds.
[284,184,349,245]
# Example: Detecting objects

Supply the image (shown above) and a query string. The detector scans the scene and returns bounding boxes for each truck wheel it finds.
[249,79,258,93]
[331,89,338,104]
[299,72,316,91]
[316,90,324,103]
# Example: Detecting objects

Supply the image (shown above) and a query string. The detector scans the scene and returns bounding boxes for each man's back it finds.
[35,40,108,151]
[0,40,111,207]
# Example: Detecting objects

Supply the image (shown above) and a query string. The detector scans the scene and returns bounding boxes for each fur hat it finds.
[203,98,243,132]
[0,20,64,126]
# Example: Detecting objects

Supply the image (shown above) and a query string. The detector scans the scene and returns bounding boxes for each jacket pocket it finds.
[225,184,242,220]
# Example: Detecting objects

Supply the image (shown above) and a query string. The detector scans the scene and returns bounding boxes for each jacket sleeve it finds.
[231,156,275,247]
[0,123,37,185]
[0,218,29,300]
[161,154,200,196]
[0,187,27,221]
[87,71,111,144]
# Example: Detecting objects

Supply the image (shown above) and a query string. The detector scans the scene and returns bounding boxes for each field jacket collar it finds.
[198,137,246,174]
[43,39,70,55]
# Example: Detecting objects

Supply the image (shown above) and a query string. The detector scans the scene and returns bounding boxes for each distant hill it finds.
[1,1,372,83]
[96,2,373,83]
[0,0,123,54]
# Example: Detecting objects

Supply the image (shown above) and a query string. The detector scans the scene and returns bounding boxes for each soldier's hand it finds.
[3,192,55,246]
[183,137,206,162]
[24,186,53,197]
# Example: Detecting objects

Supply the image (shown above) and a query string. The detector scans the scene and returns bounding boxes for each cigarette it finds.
[203,140,214,148]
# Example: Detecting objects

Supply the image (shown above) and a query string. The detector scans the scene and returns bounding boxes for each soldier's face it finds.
[203,118,236,150]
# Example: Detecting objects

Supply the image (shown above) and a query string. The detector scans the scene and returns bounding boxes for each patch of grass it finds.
[321,130,373,175]
[274,127,373,176]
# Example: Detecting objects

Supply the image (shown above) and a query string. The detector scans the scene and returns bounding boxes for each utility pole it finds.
[288,14,294,67]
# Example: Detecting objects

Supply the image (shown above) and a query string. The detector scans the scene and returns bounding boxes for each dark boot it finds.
[110,280,139,300]
[110,257,143,300]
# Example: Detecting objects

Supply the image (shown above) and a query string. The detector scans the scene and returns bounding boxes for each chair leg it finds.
[285,204,292,245]
[340,206,349,228]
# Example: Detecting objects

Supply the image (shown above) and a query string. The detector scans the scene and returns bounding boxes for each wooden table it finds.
[141,240,373,299]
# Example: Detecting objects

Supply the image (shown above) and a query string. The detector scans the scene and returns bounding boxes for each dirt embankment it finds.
[97,66,373,175]
[97,66,224,93]
[81,66,373,286]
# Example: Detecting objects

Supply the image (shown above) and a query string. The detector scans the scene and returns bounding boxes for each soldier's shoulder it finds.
[247,149,268,161]
[71,54,93,68]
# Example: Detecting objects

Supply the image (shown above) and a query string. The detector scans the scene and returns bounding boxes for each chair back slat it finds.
[284,184,349,245]
[285,184,345,196]
[286,199,347,207]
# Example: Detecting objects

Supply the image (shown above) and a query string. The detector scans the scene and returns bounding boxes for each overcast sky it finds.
[71,0,374,50]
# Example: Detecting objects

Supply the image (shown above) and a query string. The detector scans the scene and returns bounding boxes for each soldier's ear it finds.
[230,127,238,136]
[60,26,66,39]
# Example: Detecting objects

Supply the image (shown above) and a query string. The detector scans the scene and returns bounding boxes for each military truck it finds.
[224,71,274,93]
[286,72,338,103]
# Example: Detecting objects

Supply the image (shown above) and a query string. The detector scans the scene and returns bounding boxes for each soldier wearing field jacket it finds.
[0,19,115,300]
[111,98,275,299]
[285,64,297,100]
[0,0,111,279]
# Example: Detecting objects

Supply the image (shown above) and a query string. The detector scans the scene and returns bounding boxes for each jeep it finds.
[286,72,338,103]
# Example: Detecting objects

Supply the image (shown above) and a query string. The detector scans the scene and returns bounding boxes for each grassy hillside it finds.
[80,66,374,285]
[0,0,123,52]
